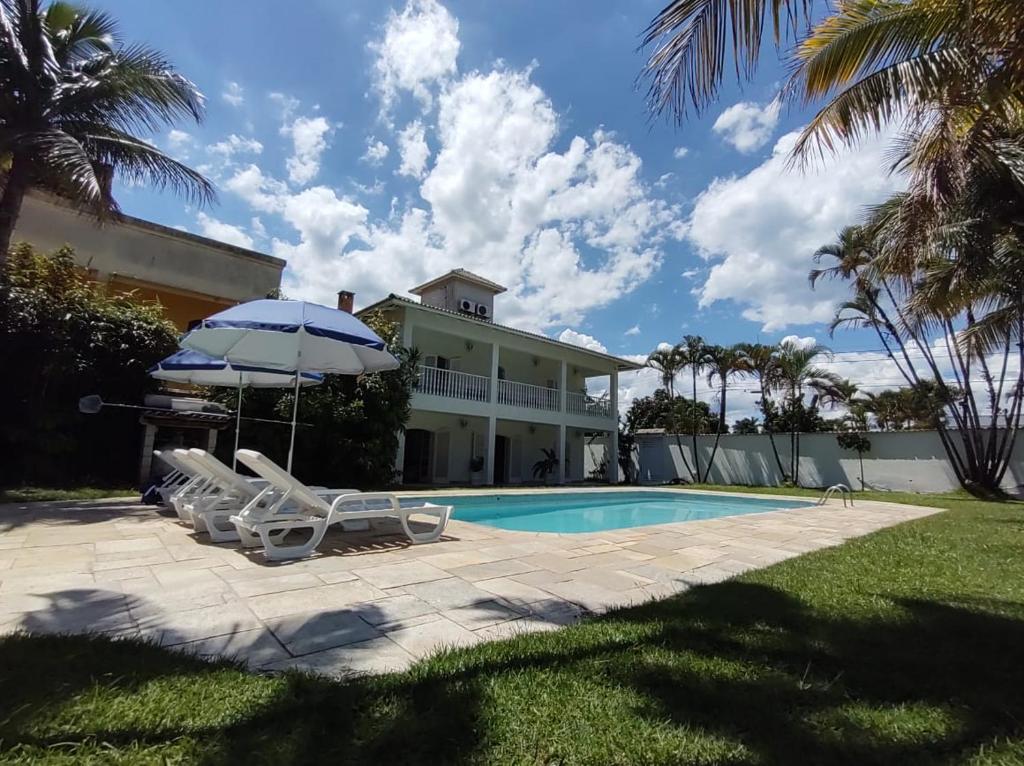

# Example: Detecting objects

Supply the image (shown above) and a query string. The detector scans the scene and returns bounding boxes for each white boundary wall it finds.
[630,430,1024,493]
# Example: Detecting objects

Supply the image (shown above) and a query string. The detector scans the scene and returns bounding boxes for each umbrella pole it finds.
[286,371,301,473]
[233,372,243,471]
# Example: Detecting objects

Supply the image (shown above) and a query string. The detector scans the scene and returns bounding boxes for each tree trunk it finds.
[703,383,726,482]
[691,367,700,483]
[0,155,30,260]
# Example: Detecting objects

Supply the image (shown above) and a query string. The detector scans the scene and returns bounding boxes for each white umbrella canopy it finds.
[148,349,323,469]
[180,299,399,374]
[180,299,400,471]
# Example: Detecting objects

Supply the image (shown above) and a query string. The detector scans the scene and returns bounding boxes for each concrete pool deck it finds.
[0,488,940,676]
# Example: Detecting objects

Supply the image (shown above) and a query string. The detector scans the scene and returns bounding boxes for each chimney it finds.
[336,290,354,313]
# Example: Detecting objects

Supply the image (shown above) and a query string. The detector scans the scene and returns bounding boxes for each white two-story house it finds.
[355,270,641,486]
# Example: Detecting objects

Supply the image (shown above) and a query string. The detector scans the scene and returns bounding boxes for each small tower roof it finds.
[409,269,507,296]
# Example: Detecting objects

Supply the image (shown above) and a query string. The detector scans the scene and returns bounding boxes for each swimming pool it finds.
[414,490,814,534]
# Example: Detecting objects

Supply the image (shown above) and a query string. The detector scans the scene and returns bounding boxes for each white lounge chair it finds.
[231,449,452,561]
[167,449,218,523]
[151,450,192,505]
[182,449,274,542]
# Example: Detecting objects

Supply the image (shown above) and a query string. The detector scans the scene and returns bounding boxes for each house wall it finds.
[13,193,285,330]
[626,430,1024,493]
[418,277,498,316]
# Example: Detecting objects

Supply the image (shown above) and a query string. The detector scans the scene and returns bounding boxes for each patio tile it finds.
[169,628,290,668]
[475,576,556,606]
[385,615,481,658]
[401,577,498,610]
[246,580,388,620]
[474,617,561,641]
[445,558,539,581]
[94,537,164,554]
[265,609,381,656]
[540,580,630,613]
[267,636,415,676]
[356,594,438,628]
[135,601,262,645]
[442,600,523,630]
[574,568,655,592]
[509,569,575,589]
[229,573,323,598]
[518,552,591,574]
[352,560,450,589]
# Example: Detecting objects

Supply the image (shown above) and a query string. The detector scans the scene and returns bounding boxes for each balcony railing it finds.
[497,379,560,411]
[567,391,612,418]
[416,366,490,402]
[415,366,613,418]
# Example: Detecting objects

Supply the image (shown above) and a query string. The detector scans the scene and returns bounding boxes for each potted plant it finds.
[469,455,485,486]
[532,447,559,484]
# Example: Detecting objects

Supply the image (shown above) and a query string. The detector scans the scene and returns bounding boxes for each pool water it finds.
[415,491,814,534]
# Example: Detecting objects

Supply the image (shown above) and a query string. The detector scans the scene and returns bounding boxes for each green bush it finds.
[0,243,178,487]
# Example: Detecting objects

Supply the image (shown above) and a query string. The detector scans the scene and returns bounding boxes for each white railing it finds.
[566,391,612,419]
[416,366,490,402]
[498,379,560,411]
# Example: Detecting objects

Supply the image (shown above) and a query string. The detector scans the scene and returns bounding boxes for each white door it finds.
[509,436,523,483]
[433,431,451,484]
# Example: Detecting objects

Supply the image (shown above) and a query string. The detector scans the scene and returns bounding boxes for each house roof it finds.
[409,269,508,296]
[359,294,643,372]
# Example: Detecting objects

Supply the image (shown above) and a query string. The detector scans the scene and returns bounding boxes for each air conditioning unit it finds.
[458,297,476,313]
[475,303,491,319]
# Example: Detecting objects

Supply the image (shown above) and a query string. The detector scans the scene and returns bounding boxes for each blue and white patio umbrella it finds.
[180,300,399,471]
[149,349,323,469]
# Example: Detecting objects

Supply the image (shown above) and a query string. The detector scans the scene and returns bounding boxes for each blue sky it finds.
[99,0,910,414]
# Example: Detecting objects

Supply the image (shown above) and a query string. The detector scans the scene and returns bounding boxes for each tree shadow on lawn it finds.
[1,581,1023,764]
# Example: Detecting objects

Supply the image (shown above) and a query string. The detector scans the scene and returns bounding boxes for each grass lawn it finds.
[0,487,137,504]
[1,493,1023,764]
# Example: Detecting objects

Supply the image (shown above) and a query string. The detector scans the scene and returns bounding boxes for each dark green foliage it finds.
[624,389,718,434]
[1,491,1023,763]
[733,416,760,434]
[0,243,177,486]
[209,311,418,488]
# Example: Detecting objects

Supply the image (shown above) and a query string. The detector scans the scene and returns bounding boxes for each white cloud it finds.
[221,8,681,334]
[396,120,429,178]
[780,334,819,351]
[689,130,901,330]
[712,100,780,153]
[558,329,608,353]
[673,146,689,160]
[282,115,333,185]
[362,138,390,164]
[625,325,641,336]
[269,92,300,120]
[195,212,255,250]
[208,134,263,157]
[370,0,460,120]
[681,268,700,279]
[222,81,244,107]
[167,129,192,150]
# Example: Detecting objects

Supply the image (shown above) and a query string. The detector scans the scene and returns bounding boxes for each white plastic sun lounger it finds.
[182,449,276,542]
[231,449,452,561]
[151,450,193,504]
[167,449,218,522]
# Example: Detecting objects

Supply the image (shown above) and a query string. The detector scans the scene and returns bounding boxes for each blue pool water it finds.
[414,491,814,534]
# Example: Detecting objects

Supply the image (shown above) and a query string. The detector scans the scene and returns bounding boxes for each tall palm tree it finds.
[774,338,842,486]
[0,1,214,257]
[735,342,787,481]
[676,335,707,482]
[702,343,748,482]
[645,344,697,481]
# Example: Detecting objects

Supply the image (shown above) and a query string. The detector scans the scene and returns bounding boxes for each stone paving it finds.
[0,489,940,676]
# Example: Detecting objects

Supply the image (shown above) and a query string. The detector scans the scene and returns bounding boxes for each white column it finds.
[609,369,619,484]
[490,342,500,403]
[559,359,567,413]
[401,313,413,348]
[484,415,496,484]
[558,423,567,484]
[394,430,406,485]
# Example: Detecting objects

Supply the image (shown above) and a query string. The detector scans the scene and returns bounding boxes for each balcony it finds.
[497,379,559,411]
[416,366,490,402]
[415,365,613,419]
[567,390,612,418]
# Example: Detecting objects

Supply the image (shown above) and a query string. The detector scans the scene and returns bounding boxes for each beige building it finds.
[12,192,285,329]
[359,270,641,486]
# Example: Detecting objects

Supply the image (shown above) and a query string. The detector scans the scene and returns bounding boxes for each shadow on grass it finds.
[2,577,1023,764]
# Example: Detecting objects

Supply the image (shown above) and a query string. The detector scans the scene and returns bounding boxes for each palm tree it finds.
[735,341,787,481]
[645,344,697,481]
[701,343,748,482]
[0,1,214,257]
[774,338,842,486]
[676,335,707,482]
